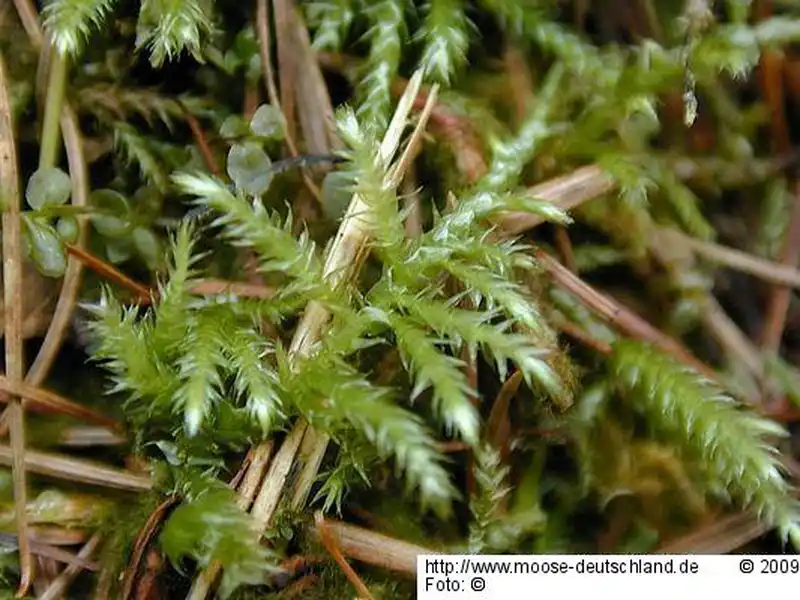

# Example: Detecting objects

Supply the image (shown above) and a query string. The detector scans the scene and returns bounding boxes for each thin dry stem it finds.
[309,518,438,576]
[188,278,275,299]
[249,425,306,528]
[256,0,322,202]
[556,319,614,355]
[289,5,342,154]
[289,427,328,511]
[0,48,33,596]
[760,179,800,353]
[0,376,121,430]
[39,532,102,600]
[700,296,765,380]
[535,251,716,377]
[485,370,523,458]
[57,426,126,448]
[181,104,222,178]
[662,227,800,288]
[656,512,769,553]
[315,512,374,600]
[401,167,423,238]
[121,496,178,600]
[24,540,99,572]
[498,165,616,234]
[65,244,150,304]
[0,446,151,492]
[11,0,41,46]
[274,0,297,144]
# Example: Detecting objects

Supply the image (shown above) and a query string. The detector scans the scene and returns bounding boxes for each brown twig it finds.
[499,165,616,235]
[309,518,438,576]
[180,103,222,178]
[756,0,791,154]
[0,48,33,596]
[0,446,151,492]
[27,528,88,546]
[289,6,342,156]
[662,227,800,288]
[274,0,298,145]
[255,0,322,202]
[700,296,765,380]
[656,511,769,554]
[121,496,178,600]
[394,78,488,184]
[0,376,121,430]
[401,166,424,238]
[38,532,102,600]
[760,179,800,351]
[554,226,578,272]
[315,512,374,600]
[556,320,614,355]
[485,370,523,460]
[756,0,799,363]
[65,244,152,303]
[188,278,275,299]
[24,539,100,572]
[535,250,716,377]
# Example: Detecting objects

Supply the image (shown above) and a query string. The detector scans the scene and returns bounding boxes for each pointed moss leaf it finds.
[133,227,161,269]
[250,104,285,140]
[25,167,72,210]
[56,216,79,244]
[226,143,273,196]
[91,189,133,237]
[22,215,67,278]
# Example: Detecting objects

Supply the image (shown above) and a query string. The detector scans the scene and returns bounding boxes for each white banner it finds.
[417,555,799,598]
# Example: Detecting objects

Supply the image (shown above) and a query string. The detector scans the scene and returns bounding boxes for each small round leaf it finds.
[105,237,133,264]
[250,104,285,140]
[321,170,355,222]
[132,227,161,269]
[90,189,132,237]
[133,186,164,222]
[56,217,80,243]
[26,167,72,210]
[22,215,67,277]
[227,143,273,196]
[219,115,251,139]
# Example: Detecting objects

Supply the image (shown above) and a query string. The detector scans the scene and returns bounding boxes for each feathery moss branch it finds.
[609,340,800,548]
[43,0,118,56]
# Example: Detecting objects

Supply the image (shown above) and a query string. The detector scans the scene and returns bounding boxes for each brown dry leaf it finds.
[287,4,342,155]
[0,256,58,340]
